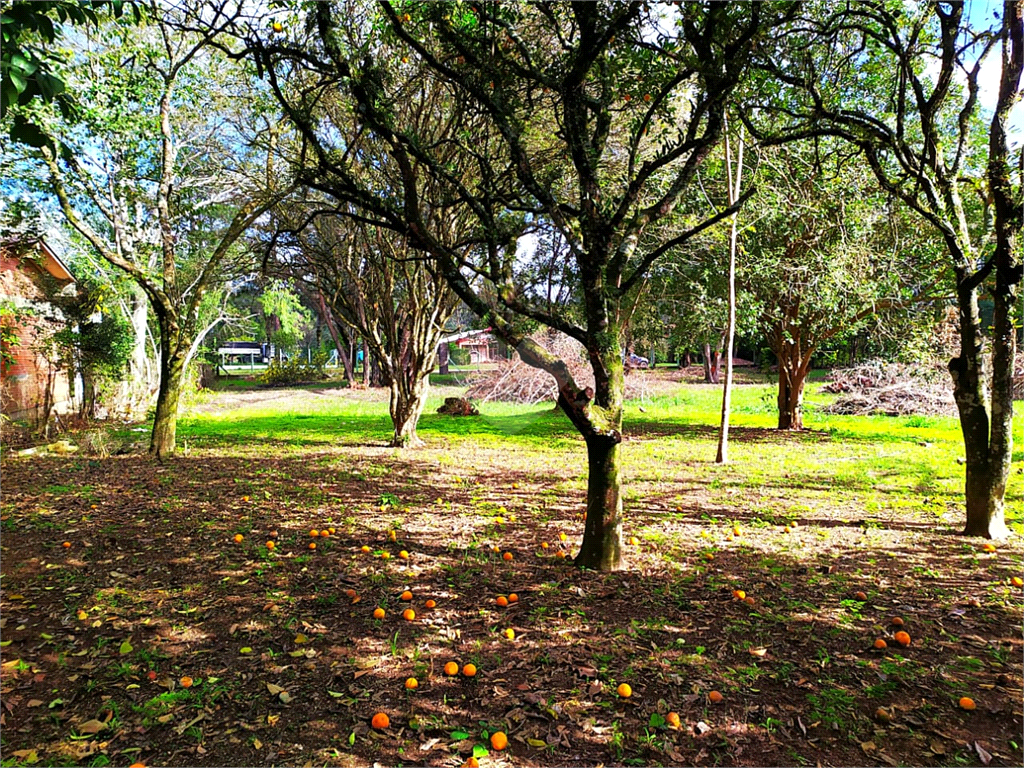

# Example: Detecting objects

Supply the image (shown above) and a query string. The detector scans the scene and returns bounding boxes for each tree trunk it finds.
[682,350,691,368]
[388,373,429,448]
[702,343,714,383]
[711,347,723,384]
[150,338,185,458]
[776,345,808,430]
[950,283,1011,539]
[362,340,370,386]
[568,344,625,572]
[438,341,449,375]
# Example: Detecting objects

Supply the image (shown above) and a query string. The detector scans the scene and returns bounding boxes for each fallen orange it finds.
[894,631,911,647]
[371,712,390,729]
[464,758,480,768]
[855,591,868,601]
[505,628,515,640]
[629,536,639,545]
[425,599,436,609]
[401,590,413,601]
[732,589,746,600]
[62,541,72,548]
[361,545,371,553]
[179,676,193,688]
[309,542,316,550]
[233,534,243,543]
[373,608,385,619]
[266,541,275,550]
[381,552,391,560]
[462,663,477,676]
[873,638,888,649]
[490,731,508,750]
[617,683,632,698]
[503,552,513,561]
[399,550,410,559]
[708,690,723,703]
[559,533,567,542]
[402,608,415,621]
[891,617,904,627]
[310,529,319,538]
[743,596,755,606]
[405,677,418,690]
[1012,577,1024,588]
[982,543,996,553]
[958,696,976,710]
[508,593,519,603]
[345,589,357,598]
[496,596,509,607]
[666,711,681,728]
[319,530,329,538]
[444,661,459,675]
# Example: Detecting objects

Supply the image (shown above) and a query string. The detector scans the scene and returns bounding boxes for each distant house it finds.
[217,340,274,367]
[0,238,78,423]
[440,328,503,365]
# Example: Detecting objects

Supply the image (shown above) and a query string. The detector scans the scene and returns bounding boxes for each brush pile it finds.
[821,360,956,416]
[466,333,651,404]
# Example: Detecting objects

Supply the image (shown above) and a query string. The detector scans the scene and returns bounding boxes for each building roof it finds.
[1,237,75,283]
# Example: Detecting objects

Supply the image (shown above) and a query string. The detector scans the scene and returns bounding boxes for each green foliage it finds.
[257,353,329,387]
[258,283,311,353]
[0,300,34,369]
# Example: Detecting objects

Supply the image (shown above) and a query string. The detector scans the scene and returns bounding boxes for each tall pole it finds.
[716,117,745,464]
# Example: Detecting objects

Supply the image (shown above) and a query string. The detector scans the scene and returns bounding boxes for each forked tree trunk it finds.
[151,339,185,458]
[951,282,1012,539]
[388,373,430,448]
[776,342,811,430]
[702,343,715,383]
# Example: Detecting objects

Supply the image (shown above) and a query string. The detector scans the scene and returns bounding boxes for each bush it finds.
[258,353,329,386]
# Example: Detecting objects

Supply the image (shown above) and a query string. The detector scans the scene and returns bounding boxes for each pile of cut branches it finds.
[466,333,651,405]
[821,359,955,416]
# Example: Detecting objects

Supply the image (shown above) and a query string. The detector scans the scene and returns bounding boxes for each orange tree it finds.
[748,1,1023,538]
[242,1,795,570]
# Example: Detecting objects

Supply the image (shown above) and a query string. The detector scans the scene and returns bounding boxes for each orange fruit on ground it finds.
[371,712,390,729]
[559,533,567,542]
[873,638,888,649]
[444,661,459,676]
[399,550,410,559]
[732,589,746,600]
[361,545,371,553]
[462,663,477,677]
[405,677,418,690]
[556,551,566,559]
[179,676,193,688]
[388,530,398,542]
[373,608,385,619]
[402,608,415,621]
[503,552,513,561]
[62,541,71,548]
[541,542,549,549]
[233,534,243,543]
[629,536,639,545]
[401,591,413,601]
[345,589,357,598]
[894,631,911,647]
[704,553,714,561]
[425,599,436,609]
[328,527,336,534]
[129,763,146,768]
[508,593,519,603]
[617,683,632,698]
[732,525,741,535]
[319,530,329,538]
[855,591,867,600]
[490,731,508,750]
[958,696,976,710]
[309,542,316,550]
[464,758,480,768]
[310,529,319,537]
[789,521,798,528]
[505,628,515,640]
[666,711,681,728]
[496,596,509,607]
[266,541,275,550]
[891,616,904,627]
[269,530,278,538]
[982,543,996,553]
[1012,577,1024,587]
[381,552,391,560]
[708,690,724,703]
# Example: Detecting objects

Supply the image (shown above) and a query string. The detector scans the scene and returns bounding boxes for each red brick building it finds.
[1,238,78,424]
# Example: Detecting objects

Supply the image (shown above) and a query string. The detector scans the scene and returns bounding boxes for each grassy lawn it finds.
[0,376,1021,767]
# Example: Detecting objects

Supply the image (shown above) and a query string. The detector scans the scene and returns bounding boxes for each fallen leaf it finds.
[253,737,263,750]
[278,691,293,704]
[11,749,38,764]
[354,670,373,679]
[974,742,992,766]
[119,640,133,655]
[27,699,44,707]
[748,647,768,658]
[294,633,309,644]
[861,741,877,755]
[76,719,107,735]
[266,683,285,696]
